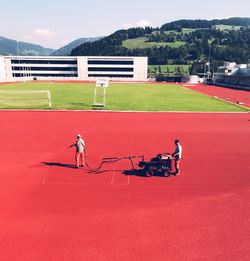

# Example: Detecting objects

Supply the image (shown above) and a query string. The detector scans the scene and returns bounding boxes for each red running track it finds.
[0,111,249,261]
[182,83,250,108]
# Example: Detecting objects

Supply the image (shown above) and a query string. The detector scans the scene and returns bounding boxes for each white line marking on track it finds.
[1,109,249,114]
[110,163,115,185]
[42,182,104,185]
[42,173,46,185]
[127,175,130,185]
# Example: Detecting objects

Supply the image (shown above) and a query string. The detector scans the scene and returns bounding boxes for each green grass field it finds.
[164,28,197,35]
[149,65,190,74]
[0,82,247,112]
[213,25,242,31]
[122,37,186,49]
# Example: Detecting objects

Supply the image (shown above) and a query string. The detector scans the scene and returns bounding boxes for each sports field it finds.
[0,82,248,111]
[0,82,249,260]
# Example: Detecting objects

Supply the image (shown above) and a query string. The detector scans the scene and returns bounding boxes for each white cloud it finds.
[122,19,152,30]
[212,15,234,19]
[122,23,133,30]
[136,19,152,28]
[20,29,57,48]
[61,39,70,46]
[33,29,56,38]
[22,34,33,42]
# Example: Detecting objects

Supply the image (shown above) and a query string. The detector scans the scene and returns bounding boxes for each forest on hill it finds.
[71,17,250,75]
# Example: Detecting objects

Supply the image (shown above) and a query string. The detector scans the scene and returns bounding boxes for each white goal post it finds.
[93,79,109,107]
[96,78,109,88]
[0,90,52,108]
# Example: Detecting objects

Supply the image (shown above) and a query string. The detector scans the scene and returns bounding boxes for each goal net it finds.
[0,90,52,109]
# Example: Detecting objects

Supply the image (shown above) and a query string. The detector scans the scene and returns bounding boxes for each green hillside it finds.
[123,37,186,49]
[213,25,242,30]
[71,17,250,74]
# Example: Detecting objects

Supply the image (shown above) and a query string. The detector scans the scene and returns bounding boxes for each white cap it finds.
[77,134,81,137]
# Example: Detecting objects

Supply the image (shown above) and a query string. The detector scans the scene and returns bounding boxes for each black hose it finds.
[84,147,144,173]
[88,157,130,173]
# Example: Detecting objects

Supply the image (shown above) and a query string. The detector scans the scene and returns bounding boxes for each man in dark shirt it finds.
[172,139,182,175]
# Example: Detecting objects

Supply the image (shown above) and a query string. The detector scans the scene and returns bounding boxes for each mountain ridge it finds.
[0,36,102,56]
[0,36,55,56]
[51,37,103,56]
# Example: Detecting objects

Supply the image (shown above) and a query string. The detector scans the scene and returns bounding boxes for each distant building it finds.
[0,56,148,82]
[213,62,250,91]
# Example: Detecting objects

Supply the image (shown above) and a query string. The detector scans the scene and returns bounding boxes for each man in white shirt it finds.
[69,134,85,168]
[172,139,182,175]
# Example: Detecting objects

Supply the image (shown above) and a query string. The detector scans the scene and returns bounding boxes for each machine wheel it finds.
[138,161,144,168]
[163,169,171,177]
[146,168,153,177]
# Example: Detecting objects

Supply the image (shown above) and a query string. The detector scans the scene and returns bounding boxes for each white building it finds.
[0,56,148,82]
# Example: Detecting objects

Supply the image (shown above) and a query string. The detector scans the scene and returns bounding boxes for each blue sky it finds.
[1,0,250,49]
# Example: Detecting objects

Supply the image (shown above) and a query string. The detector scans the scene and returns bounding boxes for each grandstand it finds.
[0,56,148,82]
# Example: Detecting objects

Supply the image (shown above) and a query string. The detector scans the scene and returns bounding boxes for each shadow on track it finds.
[122,169,172,178]
[41,162,77,169]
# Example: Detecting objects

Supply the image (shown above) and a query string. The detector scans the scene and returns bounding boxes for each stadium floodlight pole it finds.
[207,44,211,79]
[16,41,20,79]
[23,67,27,83]
[203,61,206,80]
[16,41,25,82]
[16,41,20,57]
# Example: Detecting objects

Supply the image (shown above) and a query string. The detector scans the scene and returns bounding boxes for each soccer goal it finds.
[0,90,52,109]
[93,79,109,107]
